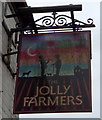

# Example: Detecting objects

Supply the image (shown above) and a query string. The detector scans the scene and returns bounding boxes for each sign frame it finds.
[13,31,92,114]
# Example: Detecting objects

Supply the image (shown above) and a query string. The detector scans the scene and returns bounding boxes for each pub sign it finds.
[13,31,92,114]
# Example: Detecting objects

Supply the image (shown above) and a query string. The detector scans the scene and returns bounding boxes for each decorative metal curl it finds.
[42,16,54,27]
[55,16,68,26]
[87,18,93,25]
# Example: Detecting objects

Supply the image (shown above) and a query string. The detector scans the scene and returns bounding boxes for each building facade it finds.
[0,1,31,118]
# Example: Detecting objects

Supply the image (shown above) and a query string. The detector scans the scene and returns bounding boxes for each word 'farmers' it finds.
[24,85,83,107]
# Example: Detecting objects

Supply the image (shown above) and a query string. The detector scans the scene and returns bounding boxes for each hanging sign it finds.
[13,31,92,114]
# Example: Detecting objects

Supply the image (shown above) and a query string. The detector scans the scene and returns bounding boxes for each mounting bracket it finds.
[5,4,95,33]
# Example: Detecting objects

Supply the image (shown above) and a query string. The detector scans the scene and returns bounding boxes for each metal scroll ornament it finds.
[87,18,93,25]
[34,12,95,30]
[42,16,54,27]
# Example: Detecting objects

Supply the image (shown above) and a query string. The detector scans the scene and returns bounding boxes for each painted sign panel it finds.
[13,31,92,114]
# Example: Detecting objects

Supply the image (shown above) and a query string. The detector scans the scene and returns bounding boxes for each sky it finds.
[20,0,100,118]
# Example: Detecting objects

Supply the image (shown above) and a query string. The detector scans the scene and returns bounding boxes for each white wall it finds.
[0,1,2,119]
[1,2,19,118]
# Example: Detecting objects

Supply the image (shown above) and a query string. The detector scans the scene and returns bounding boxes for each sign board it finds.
[13,31,92,114]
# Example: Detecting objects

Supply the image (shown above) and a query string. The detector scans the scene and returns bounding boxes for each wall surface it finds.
[1,2,19,118]
[0,1,2,119]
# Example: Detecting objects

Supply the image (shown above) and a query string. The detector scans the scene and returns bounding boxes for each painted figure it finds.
[39,56,49,76]
[54,55,62,76]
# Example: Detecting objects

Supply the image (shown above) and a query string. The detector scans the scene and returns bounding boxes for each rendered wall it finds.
[0,1,2,119]
[1,2,19,118]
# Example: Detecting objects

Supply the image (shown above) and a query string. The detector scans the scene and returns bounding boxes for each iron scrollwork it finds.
[87,18,93,25]
[42,16,54,27]
[35,12,95,30]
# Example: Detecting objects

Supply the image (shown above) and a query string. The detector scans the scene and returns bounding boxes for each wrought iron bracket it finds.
[5,4,95,33]
[2,51,18,57]
[10,15,95,33]
[33,12,95,30]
